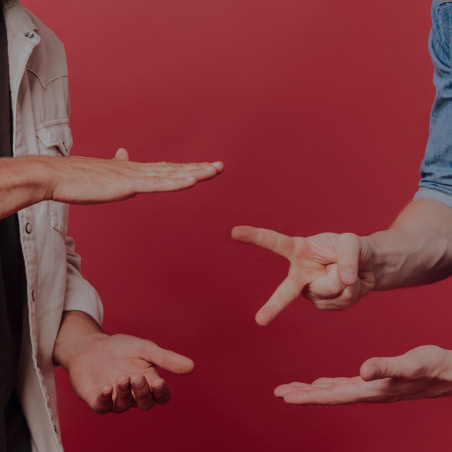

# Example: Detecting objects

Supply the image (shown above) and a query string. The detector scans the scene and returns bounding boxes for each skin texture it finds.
[231,226,375,325]
[232,198,452,405]
[275,346,452,405]
[53,311,195,414]
[0,148,223,219]
[32,149,220,413]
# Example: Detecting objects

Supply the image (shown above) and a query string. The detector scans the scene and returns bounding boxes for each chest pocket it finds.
[36,122,72,234]
[36,122,72,156]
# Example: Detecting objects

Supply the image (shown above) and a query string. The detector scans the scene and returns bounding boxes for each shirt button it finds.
[25,222,32,234]
[25,31,34,38]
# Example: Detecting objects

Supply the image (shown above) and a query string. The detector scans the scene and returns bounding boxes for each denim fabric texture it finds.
[415,0,452,206]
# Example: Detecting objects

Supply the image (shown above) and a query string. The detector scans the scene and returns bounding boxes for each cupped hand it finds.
[274,345,452,405]
[66,333,194,414]
[231,226,376,325]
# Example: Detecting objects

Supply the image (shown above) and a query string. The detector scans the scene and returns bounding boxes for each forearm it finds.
[0,153,223,219]
[364,197,452,290]
[53,310,106,371]
[0,156,54,219]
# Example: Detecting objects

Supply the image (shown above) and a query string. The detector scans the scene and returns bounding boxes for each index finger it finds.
[231,226,294,258]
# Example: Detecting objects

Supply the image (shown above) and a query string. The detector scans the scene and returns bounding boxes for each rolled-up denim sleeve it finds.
[415,0,452,207]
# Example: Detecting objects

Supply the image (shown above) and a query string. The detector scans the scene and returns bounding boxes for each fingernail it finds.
[212,161,223,169]
[186,176,196,182]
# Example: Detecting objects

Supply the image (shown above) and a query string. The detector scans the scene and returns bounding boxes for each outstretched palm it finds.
[274,345,452,404]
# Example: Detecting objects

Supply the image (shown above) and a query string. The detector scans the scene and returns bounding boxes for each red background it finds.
[22,0,452,451]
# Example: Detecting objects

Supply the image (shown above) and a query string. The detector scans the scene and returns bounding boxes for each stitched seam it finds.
[25,68,68,89]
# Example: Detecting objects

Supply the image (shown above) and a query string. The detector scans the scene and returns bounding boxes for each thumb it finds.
[335,233,361,286]
[141,341,195,375]
[360,355,413,381]
[114,148,130,161]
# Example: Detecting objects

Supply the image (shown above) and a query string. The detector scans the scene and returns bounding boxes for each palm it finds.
[49,151,223,205]
[275,345,452,405]
[70,336,153,393]
[67,334,194,413]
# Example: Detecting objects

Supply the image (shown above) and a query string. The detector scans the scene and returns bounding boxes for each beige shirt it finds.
[4,1,103,450]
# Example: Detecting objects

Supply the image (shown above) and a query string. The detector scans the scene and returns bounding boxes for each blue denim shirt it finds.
[415,0,452,206]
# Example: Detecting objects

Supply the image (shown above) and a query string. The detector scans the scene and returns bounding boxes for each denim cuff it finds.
[414,187,452,208]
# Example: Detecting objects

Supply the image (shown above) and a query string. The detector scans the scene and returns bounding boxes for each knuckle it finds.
[302,290,316,302]
[339,232,359,243]
[292,238,308,259]
[340,289,358,307]
[135,386,152,399]
[341,292,354,304]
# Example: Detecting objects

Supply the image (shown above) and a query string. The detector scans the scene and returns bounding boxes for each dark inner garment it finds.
[0,6,31,452]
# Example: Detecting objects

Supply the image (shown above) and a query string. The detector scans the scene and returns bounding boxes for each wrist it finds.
[361,231,388,290]
[53,311,108,370]
[437,348,452,380]
[12,156,55,200]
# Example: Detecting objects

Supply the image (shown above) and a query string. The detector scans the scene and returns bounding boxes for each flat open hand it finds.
[231,226,376,325]
[47,148,223,204]
[275,345,452,405]
[66,333,194,414]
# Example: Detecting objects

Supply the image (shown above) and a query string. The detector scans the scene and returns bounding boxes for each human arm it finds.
[231,197,452,325]
[52,310,194,413]
[274,345,452,405]
[0,148,223,220]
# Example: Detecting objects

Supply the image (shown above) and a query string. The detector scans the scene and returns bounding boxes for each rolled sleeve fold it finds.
[417,1,452,203]
[63,236,103,325]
